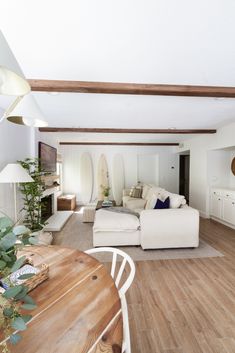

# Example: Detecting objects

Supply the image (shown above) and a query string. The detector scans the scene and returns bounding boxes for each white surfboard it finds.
[80,152,93,204]
[97,154,109,200]
[112,154,125,206]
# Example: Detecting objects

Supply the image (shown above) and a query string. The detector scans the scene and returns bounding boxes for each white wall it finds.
[59,145,179,204]
[177,122,235,217]
[0,117,32,219]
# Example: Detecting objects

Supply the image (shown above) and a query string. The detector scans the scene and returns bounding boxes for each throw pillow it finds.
[129,184,143,198]
[154,196,170,209]
[145,194,158,209]
[142,184,151,199]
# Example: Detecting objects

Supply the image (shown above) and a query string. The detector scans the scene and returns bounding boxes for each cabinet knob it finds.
[218,198,221,201]
[232,202,235,205]
[226,194,229,197]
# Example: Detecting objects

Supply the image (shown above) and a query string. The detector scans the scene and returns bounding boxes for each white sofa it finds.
[93,183,199,249]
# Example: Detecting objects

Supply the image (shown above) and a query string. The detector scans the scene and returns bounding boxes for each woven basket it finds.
[24,263,49,292]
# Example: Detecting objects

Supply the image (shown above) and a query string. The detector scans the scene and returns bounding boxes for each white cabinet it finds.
[210,194,222,218]
[210,188,235,227]
[223,198,235,224]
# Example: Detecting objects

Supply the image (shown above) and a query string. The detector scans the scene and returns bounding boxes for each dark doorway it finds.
[41,195,53,222]
[179,155,190,203]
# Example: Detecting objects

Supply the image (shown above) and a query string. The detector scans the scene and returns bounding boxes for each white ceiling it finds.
[1,0,235,141]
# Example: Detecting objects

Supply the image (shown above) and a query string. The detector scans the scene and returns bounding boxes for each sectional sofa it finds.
[93,184,199,249]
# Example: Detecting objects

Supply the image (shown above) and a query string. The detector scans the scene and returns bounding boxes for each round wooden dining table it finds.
[6,246,123,353]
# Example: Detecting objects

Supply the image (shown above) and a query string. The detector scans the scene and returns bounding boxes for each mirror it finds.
[231,157,235,176]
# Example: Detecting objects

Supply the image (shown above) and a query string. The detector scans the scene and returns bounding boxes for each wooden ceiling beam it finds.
[39,127,216,134]
[28,79,235,98]
[59,142,179,146]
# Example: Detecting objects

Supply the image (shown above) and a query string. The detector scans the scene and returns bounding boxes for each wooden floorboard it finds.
[126,218,235,353]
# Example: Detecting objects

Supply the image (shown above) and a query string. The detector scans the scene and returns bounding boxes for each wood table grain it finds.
[5,246,123,353]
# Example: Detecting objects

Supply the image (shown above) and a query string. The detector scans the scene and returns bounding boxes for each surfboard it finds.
[112,154,125,206]
[97,154,109,200]
[79,152,93,204]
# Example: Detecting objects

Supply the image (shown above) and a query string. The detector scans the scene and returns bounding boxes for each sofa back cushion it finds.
[161,191,186,209]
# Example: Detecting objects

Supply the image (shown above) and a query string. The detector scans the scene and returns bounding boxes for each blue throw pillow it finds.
[154,196,170,209]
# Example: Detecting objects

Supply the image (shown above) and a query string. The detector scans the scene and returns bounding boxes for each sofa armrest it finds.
[123,188,131,196]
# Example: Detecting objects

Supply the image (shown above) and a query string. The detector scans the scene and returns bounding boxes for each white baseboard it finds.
[210,216,235,230]
[199,210,209,219]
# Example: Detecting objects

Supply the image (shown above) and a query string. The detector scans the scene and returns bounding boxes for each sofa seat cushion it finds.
[94,209,140,232]
[125,198,146,210]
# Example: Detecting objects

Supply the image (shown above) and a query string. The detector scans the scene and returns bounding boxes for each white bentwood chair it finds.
[85,247,136,353]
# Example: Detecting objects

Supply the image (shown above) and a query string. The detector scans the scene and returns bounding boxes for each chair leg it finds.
[121,295,131,353]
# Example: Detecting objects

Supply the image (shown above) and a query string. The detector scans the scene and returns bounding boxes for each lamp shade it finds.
[6,94,48,127]
[0,163,34,183]
[0,31,30,96]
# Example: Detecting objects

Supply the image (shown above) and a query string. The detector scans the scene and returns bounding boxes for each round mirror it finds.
[231,157,235,176]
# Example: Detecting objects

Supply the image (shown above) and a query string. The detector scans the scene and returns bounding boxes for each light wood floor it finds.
[126,218,235,353]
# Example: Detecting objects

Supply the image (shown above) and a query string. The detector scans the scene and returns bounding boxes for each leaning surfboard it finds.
[97,154,109,200]
[112,154,125,206]
[79,152,93,204]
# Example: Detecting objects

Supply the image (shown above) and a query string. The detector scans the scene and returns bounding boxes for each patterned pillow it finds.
[129,185,143,198]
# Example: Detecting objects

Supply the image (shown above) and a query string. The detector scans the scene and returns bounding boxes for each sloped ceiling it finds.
[0,0,235,141]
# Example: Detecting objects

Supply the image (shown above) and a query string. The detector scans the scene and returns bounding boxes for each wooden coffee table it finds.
[96,200,116,210]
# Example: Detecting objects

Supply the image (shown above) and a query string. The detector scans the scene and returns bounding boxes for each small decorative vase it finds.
[104,196,109,201]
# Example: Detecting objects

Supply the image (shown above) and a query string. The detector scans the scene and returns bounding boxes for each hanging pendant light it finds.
[0,31,30,96]
[6,94,48,127]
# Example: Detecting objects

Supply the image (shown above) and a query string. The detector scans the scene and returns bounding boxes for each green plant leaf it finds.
[29,237,38,245]
[11,317,27,331]
[13,225,29,236]
[21,314,32,323]
[21,303,37,310]
[11,256,26,273]
[14,286,28,300]
[3,307,13,318]
[3,285,23,299]
[10,333,22,345]
[0,233,17,251]
[22,294,36,305]
[0,217,13,229]
[0,259,6,269]
[18,273,35,280]
[1,252,12,262]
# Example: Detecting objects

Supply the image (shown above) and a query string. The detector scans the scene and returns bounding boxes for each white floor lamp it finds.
[0,163,34,222]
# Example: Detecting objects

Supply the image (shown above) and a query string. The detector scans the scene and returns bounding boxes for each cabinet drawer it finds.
[222,191,235,199]
[210,189,222,197]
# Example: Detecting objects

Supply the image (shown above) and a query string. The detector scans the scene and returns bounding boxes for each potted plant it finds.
[101,185,111,201]
[17,158,46,232]
[0,215,37,352]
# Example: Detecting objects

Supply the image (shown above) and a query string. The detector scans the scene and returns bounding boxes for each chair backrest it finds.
[85,247,135,297]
